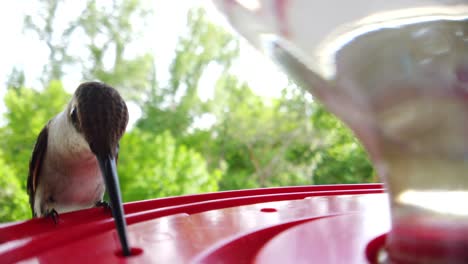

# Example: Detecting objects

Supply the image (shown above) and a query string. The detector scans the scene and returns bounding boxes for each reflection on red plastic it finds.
[387,217,468,263]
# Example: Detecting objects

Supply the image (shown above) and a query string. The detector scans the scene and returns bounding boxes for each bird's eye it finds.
[70,107,78,125]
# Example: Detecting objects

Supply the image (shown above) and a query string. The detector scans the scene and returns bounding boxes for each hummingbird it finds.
[27,81,131,256]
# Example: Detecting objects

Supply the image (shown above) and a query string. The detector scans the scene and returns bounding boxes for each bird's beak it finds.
[97,154,131,256]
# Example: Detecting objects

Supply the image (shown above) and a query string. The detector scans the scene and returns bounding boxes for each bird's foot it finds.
[44,208,59,225]
[95,200,113,216]
[95,200,111,209]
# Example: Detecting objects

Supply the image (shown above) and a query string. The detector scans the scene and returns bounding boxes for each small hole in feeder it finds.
[261,208,277,213]
[365,233,387,264]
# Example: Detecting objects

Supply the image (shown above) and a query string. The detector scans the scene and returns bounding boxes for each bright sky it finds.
[0,1,289,127]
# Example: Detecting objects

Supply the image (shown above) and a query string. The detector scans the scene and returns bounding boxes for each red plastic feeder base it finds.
[0,184,387,263]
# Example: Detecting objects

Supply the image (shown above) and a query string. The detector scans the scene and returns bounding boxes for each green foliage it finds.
[23,0,154,102]
[0,81,70,183]
[203,76,318,189]
[78,0,154,102]
[6,67,26,90]
[310,105,375,184]
[0,81,71,223]
[0,154,30,222]
[118,130,222,201]
[137,7,239,136]
[24,0,77,84]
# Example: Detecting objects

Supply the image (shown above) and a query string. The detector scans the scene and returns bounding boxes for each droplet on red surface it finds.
[115,247,143,258]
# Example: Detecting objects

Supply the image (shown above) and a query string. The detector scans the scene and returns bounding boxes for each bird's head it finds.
[68,82,128,157]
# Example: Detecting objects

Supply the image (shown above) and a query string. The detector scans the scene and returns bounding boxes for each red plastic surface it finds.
[0,184,386,263]
[253,198,390,264]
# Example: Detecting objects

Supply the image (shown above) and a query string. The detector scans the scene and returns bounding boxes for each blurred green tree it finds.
[206,76,319,189]
[0,81,70,184]
[77,0,155,102]
[0,153,30,222]
[6,67,26,90]
[136,7,239,136]
[118,129,222,201]
[23,0,76,84]
[23,0,154,102]
[310,105,375,184]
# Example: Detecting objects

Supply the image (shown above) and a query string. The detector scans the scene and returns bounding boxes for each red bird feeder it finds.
[0,184,389,263]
